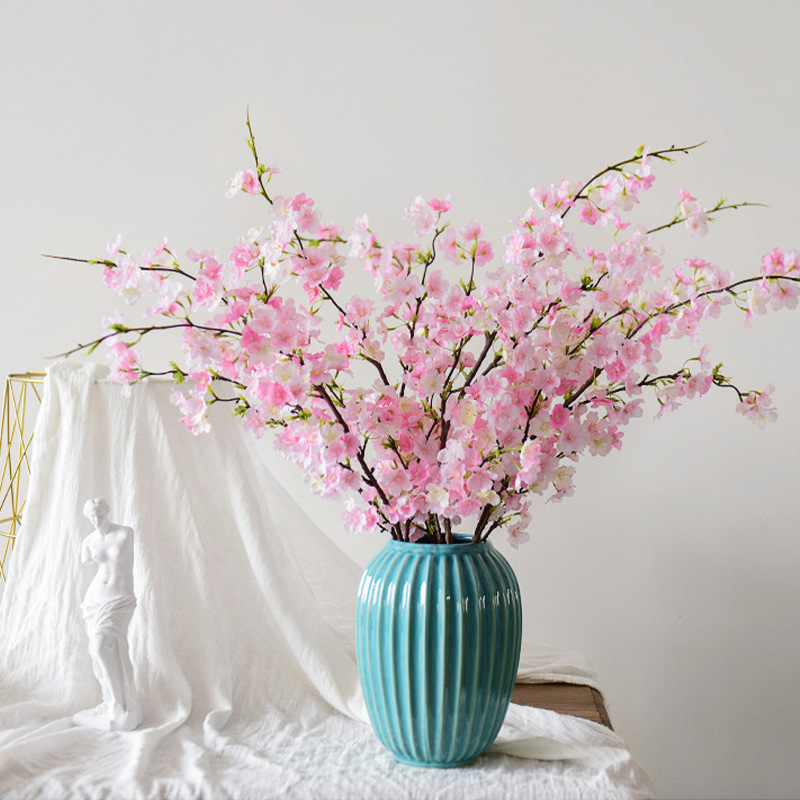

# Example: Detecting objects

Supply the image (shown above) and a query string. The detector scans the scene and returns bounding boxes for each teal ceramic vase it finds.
[355,536,522,767]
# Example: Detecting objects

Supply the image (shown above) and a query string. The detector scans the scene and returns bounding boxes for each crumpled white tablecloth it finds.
[0,362,653,799]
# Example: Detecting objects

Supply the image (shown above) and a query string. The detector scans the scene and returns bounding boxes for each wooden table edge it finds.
[511,681,613,730]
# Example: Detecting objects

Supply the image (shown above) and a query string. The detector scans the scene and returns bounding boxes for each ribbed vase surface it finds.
[355,536,522,767]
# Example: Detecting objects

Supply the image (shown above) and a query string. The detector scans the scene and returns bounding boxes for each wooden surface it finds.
[511,682,613,730]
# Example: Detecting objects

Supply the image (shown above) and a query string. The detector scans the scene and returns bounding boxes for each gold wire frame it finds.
[0,372,46,583]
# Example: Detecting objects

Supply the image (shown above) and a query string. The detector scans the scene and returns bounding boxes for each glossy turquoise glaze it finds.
[355,536,522,768]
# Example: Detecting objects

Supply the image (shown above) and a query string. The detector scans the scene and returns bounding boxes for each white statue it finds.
[73,498,141,732]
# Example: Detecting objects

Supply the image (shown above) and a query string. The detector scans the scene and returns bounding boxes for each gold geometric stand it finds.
[0,372,45,583]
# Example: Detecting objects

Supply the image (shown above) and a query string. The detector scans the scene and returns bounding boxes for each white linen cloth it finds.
[0,362,653,799]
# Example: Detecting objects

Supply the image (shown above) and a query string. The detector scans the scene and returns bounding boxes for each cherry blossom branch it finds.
[399,226,447,391]
[460,332,497,392]
[563,368,602,410]
[246,108,274,206]
[474,503,495,540]
[55,321,240,360]
[44,253,197,282]
[565,142,706,216]
[561,275,796,410]
[363,356,391,385]
[646,199,768,235]
[313,382,400,538]
[629,275,800,340]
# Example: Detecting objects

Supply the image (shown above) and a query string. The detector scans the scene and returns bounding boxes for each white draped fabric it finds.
[0,362,652,799]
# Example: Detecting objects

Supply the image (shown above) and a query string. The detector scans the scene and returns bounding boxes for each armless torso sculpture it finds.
[73,498,141,732]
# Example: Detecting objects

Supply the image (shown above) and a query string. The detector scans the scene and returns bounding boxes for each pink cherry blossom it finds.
[736,385,778,428]
[343,498,380,535]
[438,228,461,263]
[507,517,531,550]
[107,234,123,258]
[146,280,183,317]
[170,388,211,435]
[428,197,452,214]
[102,309,124,333]
[473,241,494,267]
[84,137,799,546]
[107,339,139,385]
[679,189,709,237]
[103,253,143,305]
[404,196,437,237]
[579,202,602,225]
[226,170,259,198]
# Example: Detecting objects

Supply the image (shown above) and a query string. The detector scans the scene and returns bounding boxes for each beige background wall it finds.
[2,2,799,797]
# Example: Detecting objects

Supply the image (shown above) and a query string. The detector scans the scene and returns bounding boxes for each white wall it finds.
[2,2,799,797]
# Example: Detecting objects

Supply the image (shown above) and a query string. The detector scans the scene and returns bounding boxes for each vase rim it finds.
[385,534,490,553]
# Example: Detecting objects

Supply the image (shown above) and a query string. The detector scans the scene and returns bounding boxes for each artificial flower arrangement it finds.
[63,118,799,548]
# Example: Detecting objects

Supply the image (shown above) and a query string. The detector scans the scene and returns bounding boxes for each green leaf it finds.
[711,363,729,383]
[170,362,185,384]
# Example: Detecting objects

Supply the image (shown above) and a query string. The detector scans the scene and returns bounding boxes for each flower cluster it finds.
[72,130,799,548]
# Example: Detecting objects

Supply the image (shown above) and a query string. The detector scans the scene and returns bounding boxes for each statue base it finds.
[73,703,140,732]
